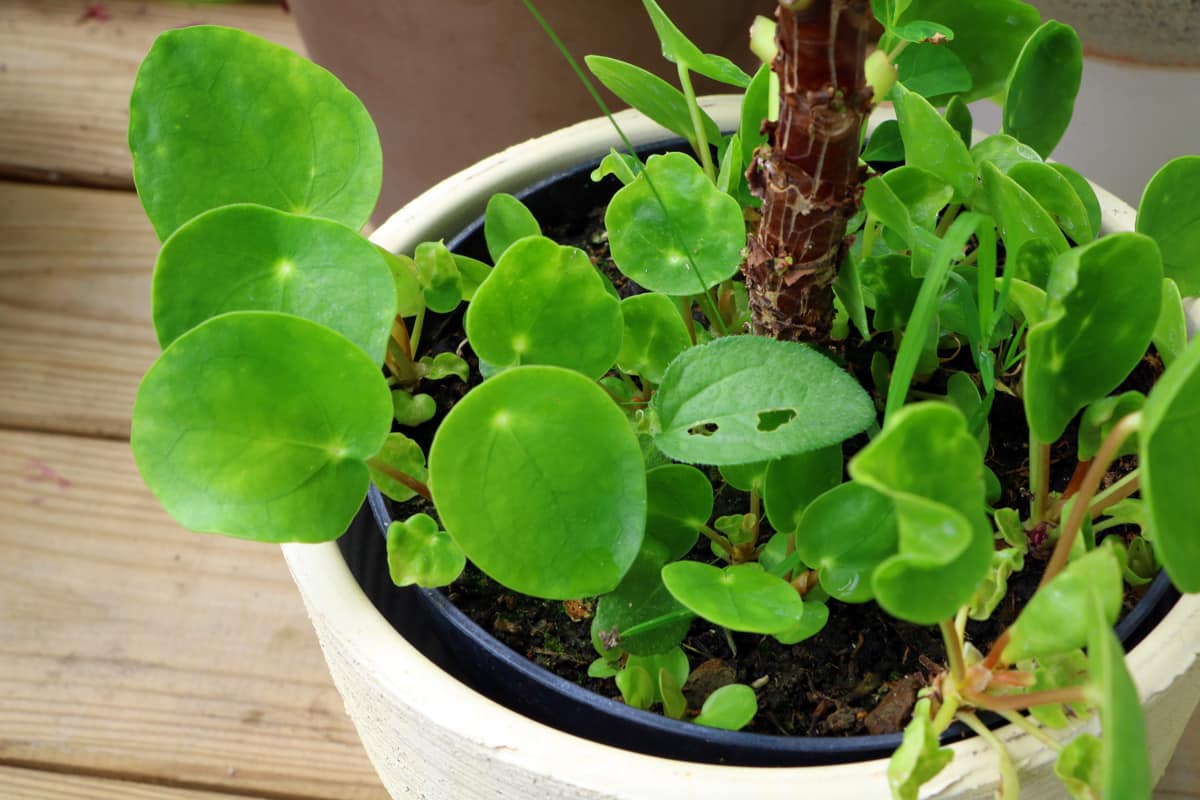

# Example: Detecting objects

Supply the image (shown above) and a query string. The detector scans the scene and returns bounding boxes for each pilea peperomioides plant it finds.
[128,1,1200,797]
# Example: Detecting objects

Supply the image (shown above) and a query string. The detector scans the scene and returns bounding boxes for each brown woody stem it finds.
[743,0,874,342]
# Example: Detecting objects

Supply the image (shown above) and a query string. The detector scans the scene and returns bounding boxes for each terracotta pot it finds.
[288,0,775,221]
[280,97,1200,798]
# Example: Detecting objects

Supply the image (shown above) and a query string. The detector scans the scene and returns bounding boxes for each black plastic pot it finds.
[337,143,1181,768]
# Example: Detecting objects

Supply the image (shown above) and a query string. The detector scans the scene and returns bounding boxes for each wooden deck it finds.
[0,2,1195,798]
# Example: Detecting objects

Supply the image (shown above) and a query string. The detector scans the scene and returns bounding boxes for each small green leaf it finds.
[607,153,745,296]
[652,336,875,465]
[970,134,1042,186]
[739,65,771,170]
[773,600,830,645]
[419,352,469,383]
[861,255,922,333]
[1008,161,1094,244]
[890,20,954,43]
[1049,163,1102,240]
[615,665,655,710]
[414,241,463,314]
[627,648,690,705]
[1002,548,1122,662]
[152,204,396,361]
[392,391,436,427]
[379,249,424,317]
[796,482,898,604]
[661,562,804,635]
[1087,593,1151,800]
[645,464,713,561]
[893,83,976,202]
[716,133,742,196]
[466,237,621,379]
[659,667,688,719]
[640,0,752,88]
[896,44,971,98]
[594,541,693,656]
[888,697,954,800]
[1140,335,1200,591]
[131,312,392,542]
[428,366,646,599]
[1055,734,1102,799]
[1026,649,1091,729]
[484,193,541,262]
[982,162,1068,273]
[454,253,493,301]
[130,26,380,239]
[585,55,722,149]
[1136,155,1200,296]
[718,461,766,494]
[862,119,906,163]
[1154,278,1188,368]
[1077,391,1144,461]
[944,95,973,148]
[591,148,642,186]
[895,0,1041,104]
[617,293,692,385]
[368,433,427,503]
[762,446,844,535]
[386,513,465,588]
[1024,233,1162,443]
[1002,21,1082,159]
[588,657,620,679]
[693,684,757,730]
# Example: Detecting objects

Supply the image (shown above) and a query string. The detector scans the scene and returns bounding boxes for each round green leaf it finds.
[131,311,392,542]
[392,391,436,427]
[795,483,898,604]
[428,366,645,599]
[1140,335,1200,591]
[484,193,541,263]
[661,562,804,634]
[1002,21,1082,159]
[652,336,875,466]
[694,683,758,731]
[617,293,692,385]
[466,237,622,379]
[606,153,745,296]
[386,513,466,589]
[130,26,381,239]
[368,433,427,503]
[1024,233,1163,443]
[762,446,844,536]
[153,204,396,361]
[645,464,713,561]
[1136,155,1200,296]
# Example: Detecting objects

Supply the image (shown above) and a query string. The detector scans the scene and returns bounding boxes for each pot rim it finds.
[283,97,1200,797]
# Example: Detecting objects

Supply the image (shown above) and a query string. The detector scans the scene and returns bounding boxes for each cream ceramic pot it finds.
[282,98,1200,799]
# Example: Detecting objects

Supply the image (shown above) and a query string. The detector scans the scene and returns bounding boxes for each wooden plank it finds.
[0,0,304,189]
[0,764,272,800]
[0,181,159,438]
[0,430,388,800]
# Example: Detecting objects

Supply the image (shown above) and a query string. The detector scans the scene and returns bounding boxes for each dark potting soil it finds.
[386,207,1156,739]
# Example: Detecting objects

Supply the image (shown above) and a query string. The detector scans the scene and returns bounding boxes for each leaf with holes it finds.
[152,204,395,362]
[428,366,645,599]
[130,26,380,239]
[131,311,392,542]
[466,237,621,379]
[652,336,875,465]
[606,153,745,296]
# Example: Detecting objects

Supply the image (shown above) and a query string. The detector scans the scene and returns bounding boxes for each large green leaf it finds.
[762,446,844,536]
[130,26,380,239]
[131,311,392,542]
[465,237,622,379]
[896,0,1041,104]
[795,482,898,604]
[1136,155,1200,296]
[152,204,395,361]
[1140,335,1200,591]
[645,464,713,561]
[652,336,875,465]
[1002,21,1082,159]
[1024,233,1163,443]
[617,293,692,385]
[585,56,721,148]
[850,402,993,624]
[606,153,745,295]
[896,44,972,98]
[428,366,645,599]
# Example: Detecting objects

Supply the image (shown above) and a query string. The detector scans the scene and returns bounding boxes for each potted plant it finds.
[127,1,1200,797]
